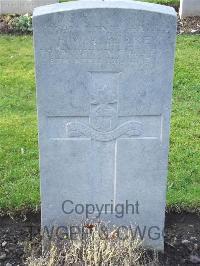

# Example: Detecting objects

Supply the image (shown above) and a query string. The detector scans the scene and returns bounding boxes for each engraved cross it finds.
[66,72,143,204]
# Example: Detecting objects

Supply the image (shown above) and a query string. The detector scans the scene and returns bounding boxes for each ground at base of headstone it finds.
[0,14,200,35]
[0,212,199,265]
[177,16,200,34]
[0,14,32,35]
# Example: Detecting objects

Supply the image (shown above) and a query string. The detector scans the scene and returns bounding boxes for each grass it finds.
[0,35,199,212]
[141,0,179,5]
[0,36,39,211]
[168,36,200,209]
[26,223,154,266]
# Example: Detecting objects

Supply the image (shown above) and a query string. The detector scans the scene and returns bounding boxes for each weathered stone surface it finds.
[180,0,200,18]
[0,0,58,15]
[33,0,176,250]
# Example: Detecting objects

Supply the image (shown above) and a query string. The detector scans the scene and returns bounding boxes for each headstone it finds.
[33,0,177,250]
[180,0,200,18]
[0,0,58,15]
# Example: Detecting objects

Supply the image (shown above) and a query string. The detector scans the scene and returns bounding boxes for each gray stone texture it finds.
[0,0,58,15]
[33,0,177,250]
[179,0,200,18]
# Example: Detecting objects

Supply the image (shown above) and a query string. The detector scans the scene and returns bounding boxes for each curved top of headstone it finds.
[33,0,176,17]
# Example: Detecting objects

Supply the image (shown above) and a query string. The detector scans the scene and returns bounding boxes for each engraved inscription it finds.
[40,26,164,65]
[56,29,158,51]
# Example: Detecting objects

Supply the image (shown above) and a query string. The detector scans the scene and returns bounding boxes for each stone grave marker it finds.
[0,0,58,15]
[180,0,200,18]
[33,0,177,250]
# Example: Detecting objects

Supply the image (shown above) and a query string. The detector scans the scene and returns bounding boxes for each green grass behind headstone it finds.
[0,36,39,211]
[0,35,199,213]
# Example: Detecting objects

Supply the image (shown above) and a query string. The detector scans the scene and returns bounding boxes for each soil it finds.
[0,11,200,35]
[178,16,200,35]
[0,211,199,265]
